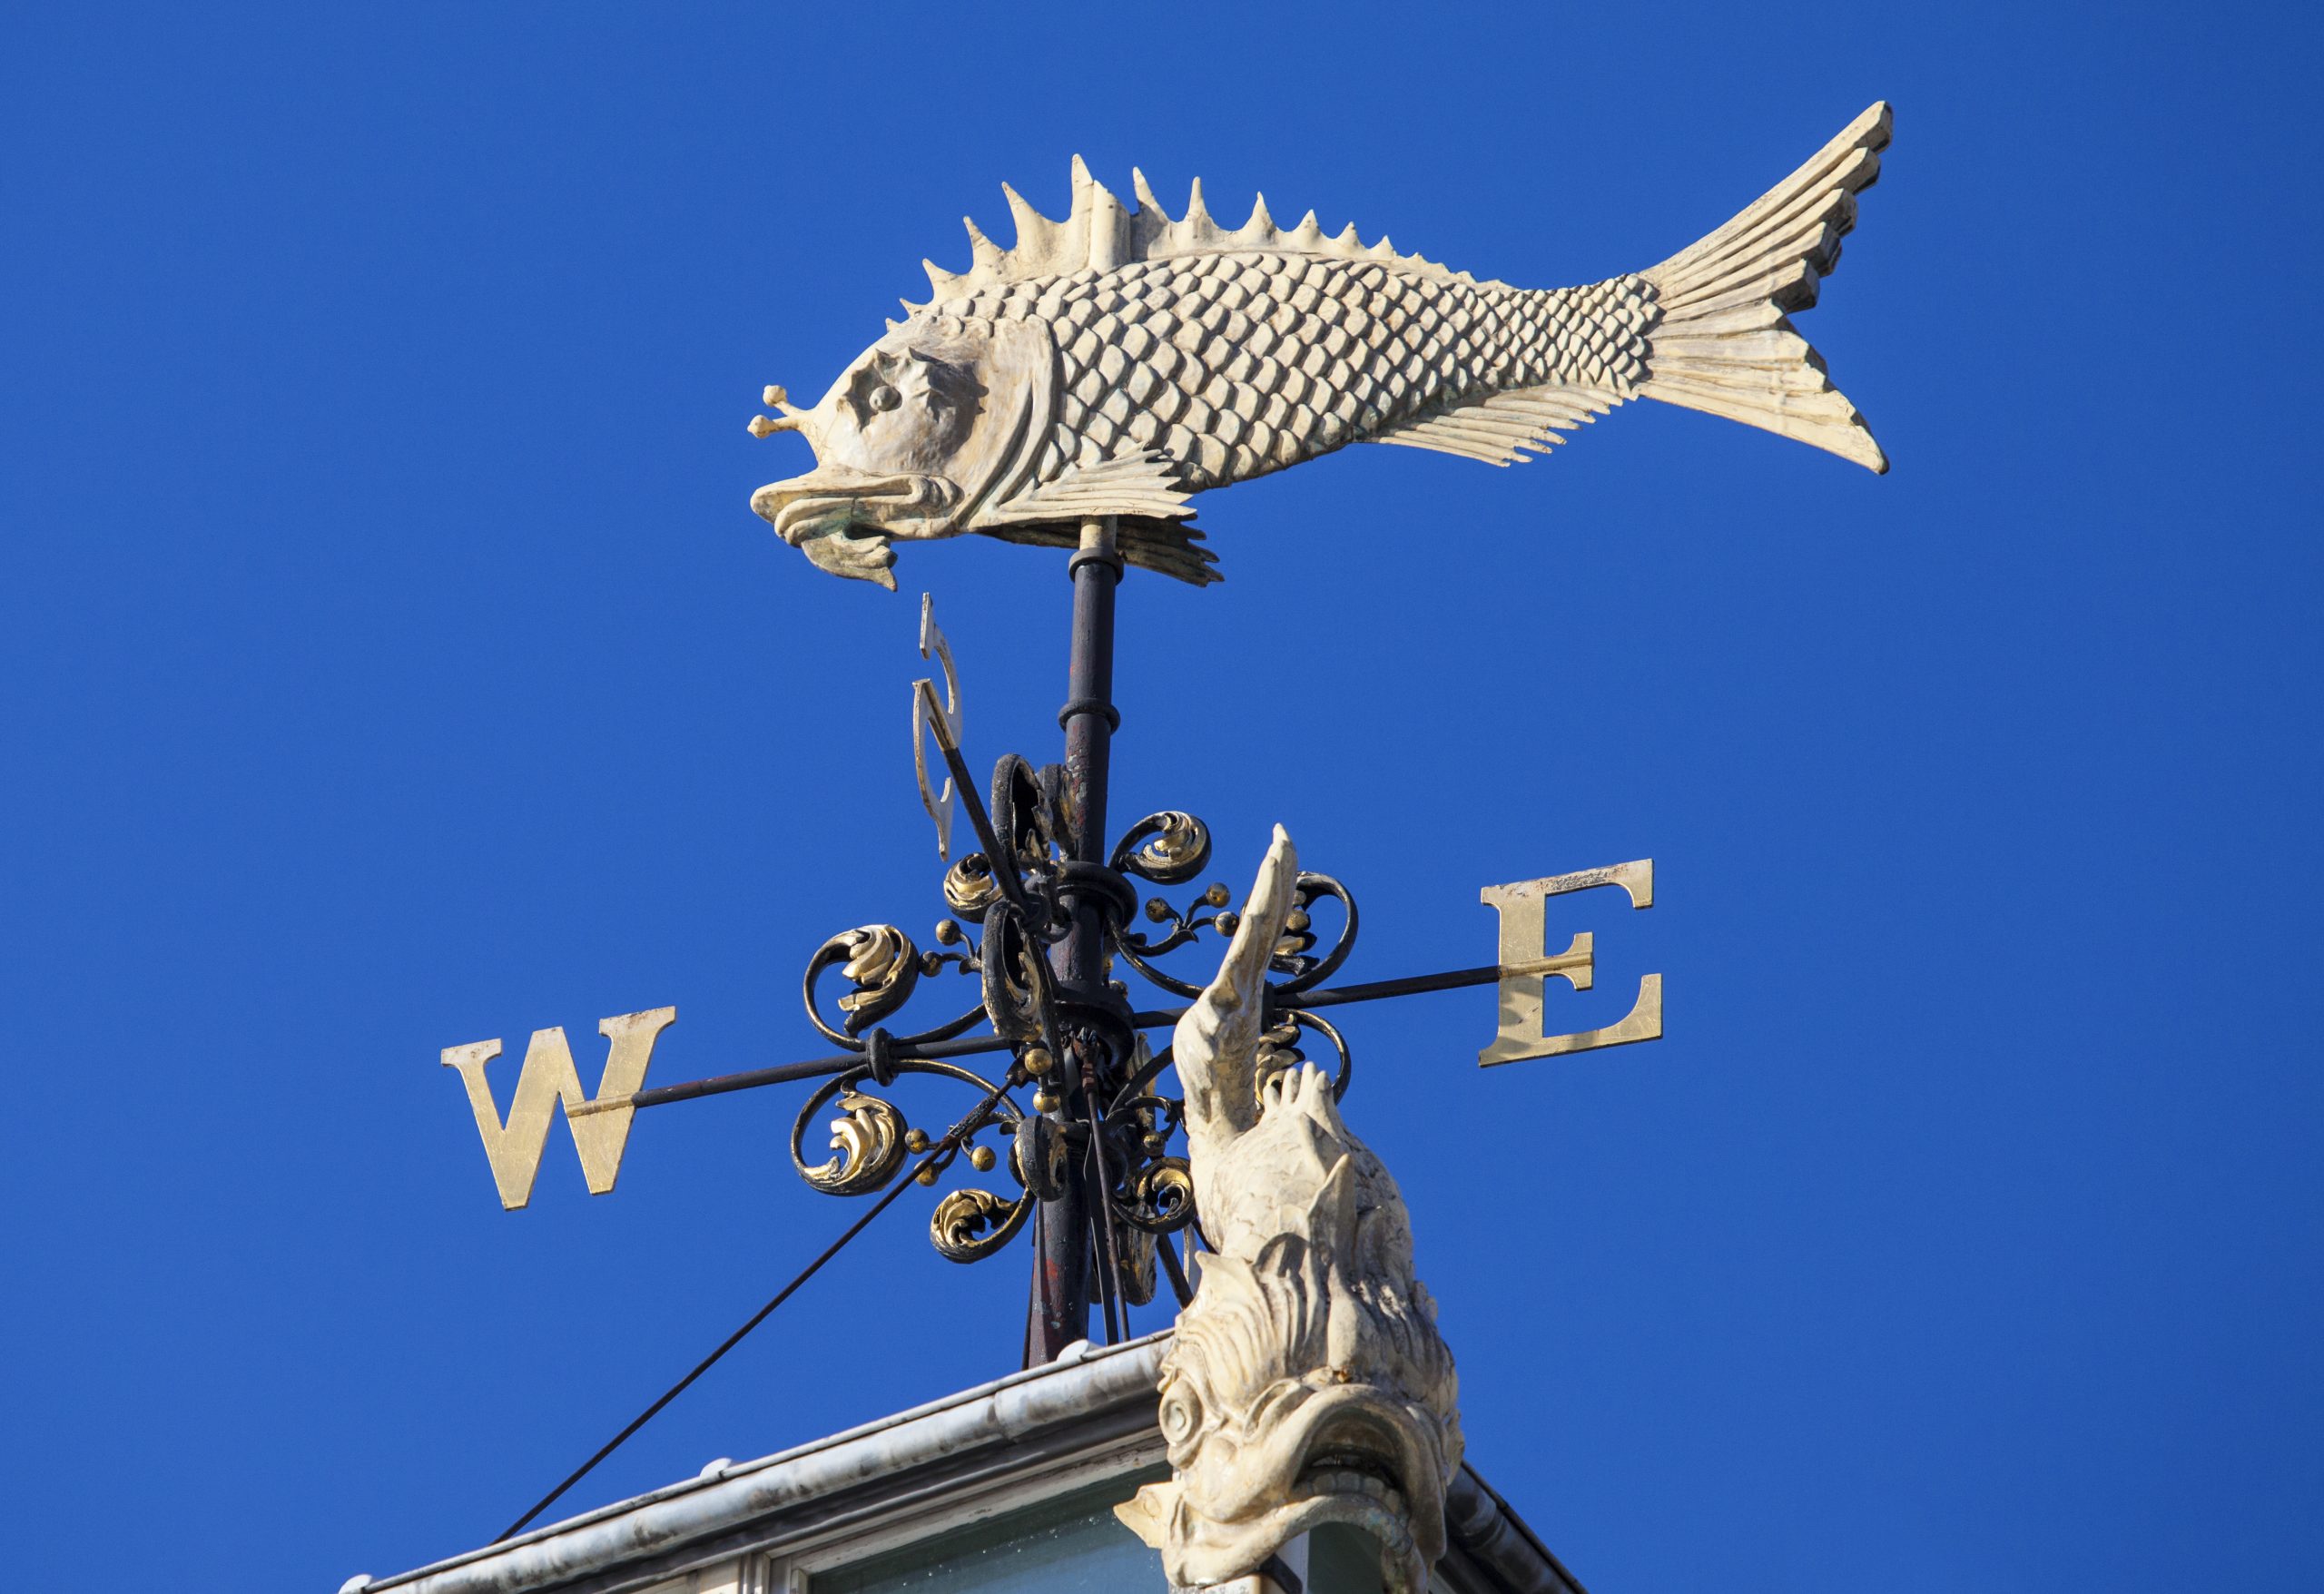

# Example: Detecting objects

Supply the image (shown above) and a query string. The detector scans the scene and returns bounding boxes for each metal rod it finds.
[1275,964,1502,1010]
[914,678,1038,921]
[588,963,1512,1118]
[1156,1227,1195,1308]
[1081,1041,1128,1345]
[569,1031,1016,1117]
[1028,516,1125,1364]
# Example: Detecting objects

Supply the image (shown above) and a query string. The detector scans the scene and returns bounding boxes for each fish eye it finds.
[1159,1383,1203,1443]
[868,384,901,413]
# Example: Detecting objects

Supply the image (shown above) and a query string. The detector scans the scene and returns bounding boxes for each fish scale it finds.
[951,254,1657,492]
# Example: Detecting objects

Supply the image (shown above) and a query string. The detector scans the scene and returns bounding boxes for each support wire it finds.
[493,1079,1012,1544]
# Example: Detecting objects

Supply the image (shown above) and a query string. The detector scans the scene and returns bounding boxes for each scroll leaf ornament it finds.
[800,1090,909,1196]
[827,925,921,1034]
[1123,811,1212,885]
[930,1186,1032,1264]
[941,852,1000,922]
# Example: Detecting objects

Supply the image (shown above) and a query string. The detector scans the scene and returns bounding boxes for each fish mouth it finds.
[1279,1404,1435,1589]
[1175,1387,1449,1594]
[749,465,960,590]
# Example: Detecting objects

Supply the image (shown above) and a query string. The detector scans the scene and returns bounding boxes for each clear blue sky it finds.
[4,5,2317,1590]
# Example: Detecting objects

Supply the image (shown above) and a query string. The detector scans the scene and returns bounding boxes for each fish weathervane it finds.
[748,103,1891,588]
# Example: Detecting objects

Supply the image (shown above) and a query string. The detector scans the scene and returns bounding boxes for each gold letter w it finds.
[440,1008,675,1210]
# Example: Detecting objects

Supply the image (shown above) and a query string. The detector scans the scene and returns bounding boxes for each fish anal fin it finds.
[1364,384,1628,466]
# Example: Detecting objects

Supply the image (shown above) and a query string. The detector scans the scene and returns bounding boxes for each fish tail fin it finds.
[1638,102,1891,474]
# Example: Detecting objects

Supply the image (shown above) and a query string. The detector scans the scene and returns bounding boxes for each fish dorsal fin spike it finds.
[922,258,958,292]
[1238,192,1275,243]
[962,216,1004,269]
[1000,180,1069,278]
[885,316,903,331]
[1186,176,1214,231]
[1067,155,1101,243]
[899,297,925,315]
[1001,182,1056,241]
[1126,166,1174,260]
[1131,167,1168,221]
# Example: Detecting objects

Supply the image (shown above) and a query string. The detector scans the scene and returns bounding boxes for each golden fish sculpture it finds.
[750,103,1892,588]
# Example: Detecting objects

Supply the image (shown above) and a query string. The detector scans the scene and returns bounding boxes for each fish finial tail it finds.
[1639,102,1893,474]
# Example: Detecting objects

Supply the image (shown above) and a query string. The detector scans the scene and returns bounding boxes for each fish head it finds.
[1133,1149,1462,1594]
[750,318,1051,588]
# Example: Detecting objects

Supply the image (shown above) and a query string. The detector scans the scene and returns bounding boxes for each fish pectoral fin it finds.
[976,449,1195,526]
[1365,384,1630,465]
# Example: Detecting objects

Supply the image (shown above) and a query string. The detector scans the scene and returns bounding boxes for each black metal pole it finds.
[1028,517,1124,1363]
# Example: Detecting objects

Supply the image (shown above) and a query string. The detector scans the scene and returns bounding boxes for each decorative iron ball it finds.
[905,1128,930,1153]
[970,1145,997,1172]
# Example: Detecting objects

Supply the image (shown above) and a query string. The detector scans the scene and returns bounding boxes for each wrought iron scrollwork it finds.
[790,1058,1025,1196]
[990,753,1059,883]
[1250,1009,1353,1103]
[1269,872,1359,992]
[1113,811,1212,885]
[1119,1154,1196,1234]
[1110,812,1225,998]
[793,1085,910,1196]
[1012,1113,1070,1203]
[787,789,1366,1280]
[980,902,1044,1043]
[803,922,985,1053]
[803,926,921,1041]
[942,852,1000,922]
[931,1186,1034,1263]
[1109,812,1358,1010]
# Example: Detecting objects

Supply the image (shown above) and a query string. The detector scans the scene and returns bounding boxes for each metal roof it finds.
[350,1332,1583,1594]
